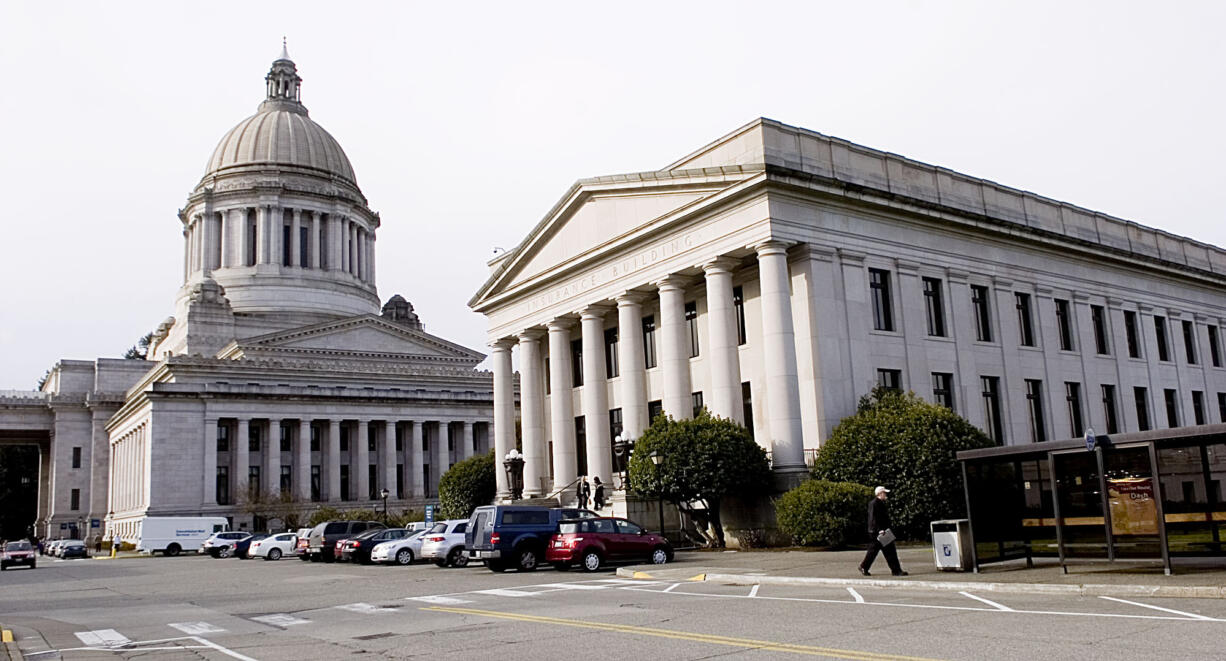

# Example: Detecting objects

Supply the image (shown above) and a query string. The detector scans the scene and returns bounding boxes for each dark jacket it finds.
[867,497,891,535]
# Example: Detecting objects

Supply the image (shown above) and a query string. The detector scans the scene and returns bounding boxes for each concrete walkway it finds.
[617,546,1226,599]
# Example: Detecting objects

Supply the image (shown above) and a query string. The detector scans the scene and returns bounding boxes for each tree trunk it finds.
[708,497,725,548]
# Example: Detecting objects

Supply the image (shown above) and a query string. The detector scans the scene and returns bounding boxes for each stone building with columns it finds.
[472,117,1226,501]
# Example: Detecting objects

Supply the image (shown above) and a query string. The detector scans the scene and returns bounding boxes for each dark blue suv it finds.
[466,505,597,572]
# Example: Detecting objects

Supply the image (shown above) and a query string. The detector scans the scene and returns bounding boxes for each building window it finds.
[1015,293,1035,347]
[1124,310,1141,358]
[608,408,623,442]
[574,416,587,477]
[395,426,403,452]
[310,425,320,452]
[72,446,81,469]
[310,465,321,502]
[685,301,700,357]
[1102,384,1119,434]
[247,217,257,266]
[741,382,754,439]
[1065,382,1084,438]
[605,327,619,378]
[319,225,328,270]
[922,278,945,337]
[981,376,1003,444]
[280,424,291,452]
[1218,393,1226,424]
[1155,316,1171,362]
[396,464,404,498]
[299,226,310,268]
[369,465,378,500]
[340,465,350,501]
[1192,390,1206,426]
[423,464,431,499]
[1164,389,1179,428]
[1025,379,1046,443]
[217,424,230,452]
[282,223,292,265]
[249,466,261,496]
[1182,320,1198,365]
[1091,305,1109,355]
[571,339,583,387]
[877,369,902,392]
[217,466,229,505]
[642,315,657,369]
[932,373,954,410]
[340,426,349,452]
[1209,325,1222,368]
[280,465,292,494]
[733,286,747,345]
[70,488,80,511]
[869,268,894,332]
[972,285,992,342]
[647,400,663,424]
[1055,299,1074,351]
[544,358,550,394]
[368,425,377,452]
[692,392,705,417]
[1134,387,1151,432]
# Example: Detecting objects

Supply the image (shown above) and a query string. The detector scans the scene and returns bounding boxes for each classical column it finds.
[182,229,190,281]
[368,233,377,283]
[290,209,302,267]
[356,419,370,501]
[340,220,351,273]
[656,275,692,419]
[265,419,280,495]
[327,419,341,503]
[616,293,648,437]
[517,332,547,496]
[310,212,322,270]
[548,319,578,489]
[703,257,743,422]
[491,340,516,498]
[459,421,473,461]
[256,205,271,264]
[272,205,285,266]
[409,421,425,499]
[240,209,255,267]
[435,422,451,481]
[756,241,805,471]
[199,214,214,272]
[328,214,343,272]
[296,419,311,502]
[219,209,234,267]
[381,421,396,497]
[235,418,250,499]
[581,306,613,483]
[351,224,360,276]
[203,418,218,506]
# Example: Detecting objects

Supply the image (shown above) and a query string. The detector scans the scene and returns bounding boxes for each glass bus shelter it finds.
[957,424,1226,575]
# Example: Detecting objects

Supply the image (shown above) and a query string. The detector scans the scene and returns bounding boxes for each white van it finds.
[136,517,229,556]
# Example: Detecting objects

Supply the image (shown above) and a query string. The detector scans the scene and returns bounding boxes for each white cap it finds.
[874,486,890,495]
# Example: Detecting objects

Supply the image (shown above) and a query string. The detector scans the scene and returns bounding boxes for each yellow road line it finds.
[421,606,943,660]
[2,629,13,643]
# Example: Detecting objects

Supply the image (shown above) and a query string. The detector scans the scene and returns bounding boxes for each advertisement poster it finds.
[1107,476,1159,535]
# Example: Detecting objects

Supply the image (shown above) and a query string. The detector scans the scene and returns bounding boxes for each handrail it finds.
[543,475,585,503]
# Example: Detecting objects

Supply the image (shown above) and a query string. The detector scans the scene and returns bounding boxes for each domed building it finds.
[3,48,493,541]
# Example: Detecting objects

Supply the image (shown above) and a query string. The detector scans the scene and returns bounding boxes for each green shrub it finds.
[306,506,345,527]
[775,480,874,548]
[438,450,496,519]
[811,387,993,539]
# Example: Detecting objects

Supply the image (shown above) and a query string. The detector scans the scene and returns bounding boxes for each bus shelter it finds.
[957,424,1226,575]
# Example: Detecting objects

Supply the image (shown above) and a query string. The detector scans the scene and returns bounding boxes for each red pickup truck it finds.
[1,540,37,570]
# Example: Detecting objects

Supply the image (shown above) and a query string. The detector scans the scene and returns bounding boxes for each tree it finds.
[123,332,154,360]
[775,480,874,548]
[627,412,771,547]
[235,486,306,531]
[811,386,994,539]
[438,451,496,519]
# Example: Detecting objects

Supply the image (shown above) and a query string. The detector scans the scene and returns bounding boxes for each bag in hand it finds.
[877,528,896,546]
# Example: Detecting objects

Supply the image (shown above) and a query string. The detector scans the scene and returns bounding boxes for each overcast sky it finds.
[2,2,1224,388]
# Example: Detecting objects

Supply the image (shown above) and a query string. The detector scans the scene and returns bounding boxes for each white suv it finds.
[420,520,470,568]
[201,531,247,556]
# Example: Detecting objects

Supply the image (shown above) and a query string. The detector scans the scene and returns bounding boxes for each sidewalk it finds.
[616,546,1226,599]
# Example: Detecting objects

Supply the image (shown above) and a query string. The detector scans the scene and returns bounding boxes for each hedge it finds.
[438,450,496,520]
[775,480,875,548]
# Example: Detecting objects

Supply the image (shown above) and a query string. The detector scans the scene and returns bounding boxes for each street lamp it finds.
[503,449,525,501]
[648,450,665,537]
[380,488,390,524]
[613,433,635,489]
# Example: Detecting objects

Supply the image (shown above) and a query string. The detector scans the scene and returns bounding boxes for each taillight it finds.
[353,542,361,548]
[428,536,445,543]
[490,533,500,545]
[566,536,583,548]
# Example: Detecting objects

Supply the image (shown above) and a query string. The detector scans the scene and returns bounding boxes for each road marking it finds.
[56,635,257,661]
[595,578,662,586]
[251,613,310,627]
[422,605,942,660]
[536,582,610,590]
[169,622,225,635]
[663,582,682,593]
[188,636,260,661]
[1098,596,1215,620]
[407,595,472,605]
[474,588,541,598]
[959,591,1013,611]
[748,584,761,598]
[74,629,130,647]
[336,602,393,614]
[848,588,865,603]
[1,630,11,643]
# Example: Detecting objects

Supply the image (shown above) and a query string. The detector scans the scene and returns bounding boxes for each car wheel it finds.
[323,552,335,563]
[165,543,181,557]
[581,550,602,572]
[434,558,448,567]
[299,554,310,561]
[309,553,320,563]
[650,546,670,565]
[268,548,282,561]
[217,546,231,559]
[515,547,540,572]
[1,564,7,571]
[486,559,509,572]
[395,548,414,565]
[449,548,468,568]
[29,561,36,569]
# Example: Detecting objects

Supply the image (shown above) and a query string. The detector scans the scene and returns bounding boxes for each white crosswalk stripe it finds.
[169,621,226,635]
[535,582,611,590]
[473,588,542,598]
[407,595,473,605]
[336,602,393,614]
[251,613,310,627]
[74,629,130,647]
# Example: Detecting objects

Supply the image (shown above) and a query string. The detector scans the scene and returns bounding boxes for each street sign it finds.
[91,519,100,528]
[1085,427,1097,451]
[425,504,435,526]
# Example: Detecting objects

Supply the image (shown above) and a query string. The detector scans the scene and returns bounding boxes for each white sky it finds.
[2,2,1224,388]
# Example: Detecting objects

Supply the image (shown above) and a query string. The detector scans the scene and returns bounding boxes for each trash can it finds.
[930,519,972,571]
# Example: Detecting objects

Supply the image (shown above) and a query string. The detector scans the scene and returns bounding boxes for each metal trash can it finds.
[930,519,972,571]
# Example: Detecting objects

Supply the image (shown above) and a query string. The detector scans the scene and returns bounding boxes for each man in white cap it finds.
[858,486,907,576]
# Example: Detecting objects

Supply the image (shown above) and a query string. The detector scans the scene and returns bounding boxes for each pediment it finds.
[222,315,484,364]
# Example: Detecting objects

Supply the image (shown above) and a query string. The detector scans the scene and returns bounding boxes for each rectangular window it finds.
[692,391,705,417]
[981,376,1003,444]
[318,225,328,270]
[604,327,619,378]
[310,425,320,452]
[741,382,754,439]
[217,424,230,452]
[368,425,376,452]
[280,465,292,494]
[1183,320,1198,365]
[396,464,404,497]
[369,465,378,500]
[340,465,350,501]
[544,357,550,394]
[647,400,663,424]
[249,424,260,452]
[608,408,623,442]
[1055,299,1074,351]
[733,286,747,345]
[1102,384,1119,434]
[571,339,583,387]
[1124,310,1141,358]
[685,301,700,357]
[282,223,292,265]
[1025,379,1046,443]
[310,465,321,502]
[217,466,230,505]
[299,226,310,268]
[642,315,657,369]
[972,285,993,342]
[1218,393,1226,424]
[1164,388,1179,427]
[70,488,80,511]
[1192,390,1206,426]
[1210,325,1222,367]
[1155,316,1171,361]
[280,424,291,452]
[923,277,946,337]
[877,369,902,392]
[1015,293,1035,347]
[423,464,431,499]
[1091,305,1109,355]
[1134,387,1151,432]
[932,373,954,410]
[247,217,257,266]
[395,426,403,452]
[869,268,894,332]
[574,416,587,477]
[340,426,349,452]
[249,465,261,496]
[72,446,81,469]
[1065,382,1084,438]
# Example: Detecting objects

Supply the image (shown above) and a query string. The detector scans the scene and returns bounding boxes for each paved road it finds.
[3,553,1225,660]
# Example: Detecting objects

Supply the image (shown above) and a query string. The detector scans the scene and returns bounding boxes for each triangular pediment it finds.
[219,315,484,365]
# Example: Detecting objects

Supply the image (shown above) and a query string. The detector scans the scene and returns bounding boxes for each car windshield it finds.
[558,522,581,534]
[4,542,31,551]
[427,523,448,534]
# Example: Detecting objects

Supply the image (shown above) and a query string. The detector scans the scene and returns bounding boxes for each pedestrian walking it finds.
[858,486,907,577]
[576,477,590,508]
[592,476,605,509]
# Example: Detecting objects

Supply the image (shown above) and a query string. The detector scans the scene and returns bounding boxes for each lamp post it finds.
[613,433,635,490]
[649,450,665,537]
[503,449,525,501]
[380,488,390,524]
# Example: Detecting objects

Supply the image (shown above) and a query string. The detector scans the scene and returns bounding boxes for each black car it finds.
[59,540,90,559]
[235,534,267,559]
[337,527,410,564]
[307,521,385,562]
[466,505,597,572]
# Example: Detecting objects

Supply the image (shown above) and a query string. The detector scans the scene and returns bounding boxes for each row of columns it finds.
[184,206,374,282]
[109,423,148,514]
[490,241,806,498]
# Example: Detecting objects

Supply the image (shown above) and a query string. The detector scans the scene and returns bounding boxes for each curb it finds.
[614,567,1226,599]
[2,627,23,661]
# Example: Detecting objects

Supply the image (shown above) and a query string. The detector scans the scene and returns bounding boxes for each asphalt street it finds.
[3,553,1225,660]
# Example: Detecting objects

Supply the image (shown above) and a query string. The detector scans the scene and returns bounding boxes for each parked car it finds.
[134,516,229,556]
[293,528,313,560]
[307,521,385,562]
[421,519,470,568]
[46,540,64,557]
[547,517,673,572]
[466,505,597,572]
[1,540,36,570]
[59,540,90,559]
[369,529,430,566]
[337,528,411,564]
[202,531,249,556]
[249,533,297,560]
[234,534,267,559]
